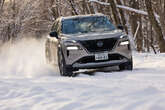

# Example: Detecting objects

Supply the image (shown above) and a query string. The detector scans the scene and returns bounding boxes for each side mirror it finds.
[49,31,58,38]
[117,25,124,31]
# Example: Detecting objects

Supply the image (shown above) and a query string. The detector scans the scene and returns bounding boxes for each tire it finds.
[58,48,73,77]
[119,60,133,71]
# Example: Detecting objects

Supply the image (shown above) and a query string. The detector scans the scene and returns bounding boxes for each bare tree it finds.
[158,0,165,36]
[0,0,5,12]
[0,0,165,53]
[145,0,165,52]
[108,0,121,25]
[116,0,128,33]
[69,0,79,15]
[129,0,143,52]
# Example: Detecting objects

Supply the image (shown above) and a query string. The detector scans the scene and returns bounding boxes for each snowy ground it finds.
[0,39,165,110]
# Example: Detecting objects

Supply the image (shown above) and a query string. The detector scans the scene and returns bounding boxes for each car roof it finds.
[59,13,106,21]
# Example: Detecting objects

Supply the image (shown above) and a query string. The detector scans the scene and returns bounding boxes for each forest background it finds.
[0,0,165,53]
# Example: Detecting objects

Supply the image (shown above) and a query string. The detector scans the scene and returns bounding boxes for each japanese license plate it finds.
[95,53,108,61]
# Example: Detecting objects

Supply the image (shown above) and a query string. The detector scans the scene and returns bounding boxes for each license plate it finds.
[95,53,108,61]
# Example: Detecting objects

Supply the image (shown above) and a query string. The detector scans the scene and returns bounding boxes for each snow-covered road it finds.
[0,39,165,110]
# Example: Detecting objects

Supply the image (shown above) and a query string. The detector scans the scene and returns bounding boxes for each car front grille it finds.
[79,38,118,53]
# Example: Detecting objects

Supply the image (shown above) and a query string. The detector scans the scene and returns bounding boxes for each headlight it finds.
[120,40,129,45]
[64,40,77,45]
[120,35,128,39]
[66,46,79,50]
[64,40,82,50]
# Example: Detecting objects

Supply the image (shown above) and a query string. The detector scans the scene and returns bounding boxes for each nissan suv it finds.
[45,14,133,76]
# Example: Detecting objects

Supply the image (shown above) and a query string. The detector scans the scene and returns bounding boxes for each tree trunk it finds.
[108,0,121,25]
[0,0,5,11]
[115,0,128,33]
[69,0,79,15]
[50,0,59,19]
[82,0,90,14]
[129,0,143,52]
[159,0,165,36]
[88,2,95,14]
[145,0,165,52]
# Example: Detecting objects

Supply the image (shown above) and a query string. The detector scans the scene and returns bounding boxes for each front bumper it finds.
[72,58,128,69]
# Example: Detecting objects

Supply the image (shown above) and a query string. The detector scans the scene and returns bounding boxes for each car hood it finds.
[61,30,124,41]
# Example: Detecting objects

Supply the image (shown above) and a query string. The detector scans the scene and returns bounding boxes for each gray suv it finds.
[45,14,133,76]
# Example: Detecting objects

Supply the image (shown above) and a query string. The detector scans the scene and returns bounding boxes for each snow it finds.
[89,0,110,6]
[0,39,165,110]
[116,5,148,16]
[89,0,160,20]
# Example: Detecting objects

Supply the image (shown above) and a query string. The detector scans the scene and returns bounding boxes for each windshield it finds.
[62,16,116,34]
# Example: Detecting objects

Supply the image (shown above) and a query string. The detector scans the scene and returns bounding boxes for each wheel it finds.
[119,60,133,71]
[58,49,73,77]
